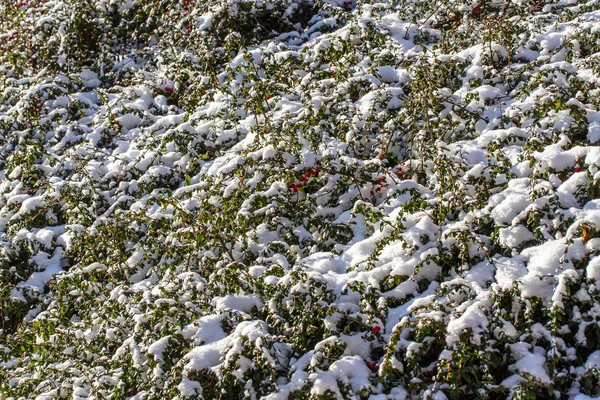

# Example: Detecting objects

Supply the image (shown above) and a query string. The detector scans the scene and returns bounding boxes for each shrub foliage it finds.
[2,0,600,399]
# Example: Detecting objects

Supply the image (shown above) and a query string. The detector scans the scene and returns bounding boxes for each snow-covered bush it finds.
[2,0,600,399]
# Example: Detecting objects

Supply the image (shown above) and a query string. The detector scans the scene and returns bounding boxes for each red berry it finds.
[366,360,377,369]
[472,6,483,14]
[574,165,581,173]
[371,325,381,335]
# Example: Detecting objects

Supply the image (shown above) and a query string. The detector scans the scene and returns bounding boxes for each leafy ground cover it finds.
[2,0,600,398]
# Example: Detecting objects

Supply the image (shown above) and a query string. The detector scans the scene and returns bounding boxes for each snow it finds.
[494,257,528,290]
[377,66,400,83]
[147,336,170,361]
[498,225,534,248]
[446,302,489,347]
[490,188,530,225]
[79,70,100,88]
[117,113,142,130]
[587,256,600,282]
[192,314,228,344]
[212,295,264,314]
[185,321,268,371]
[3,1,600,399]
[328,356,372,392]
[386,281,439,334]
[588,111,600,143]
[18,196,45,215]
[511,344,552,384]
[178,377,202,397]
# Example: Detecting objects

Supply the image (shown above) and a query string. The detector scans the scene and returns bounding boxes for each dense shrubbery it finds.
[2,0,600,399]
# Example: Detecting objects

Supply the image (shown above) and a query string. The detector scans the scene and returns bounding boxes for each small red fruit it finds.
[371,325,381,335]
